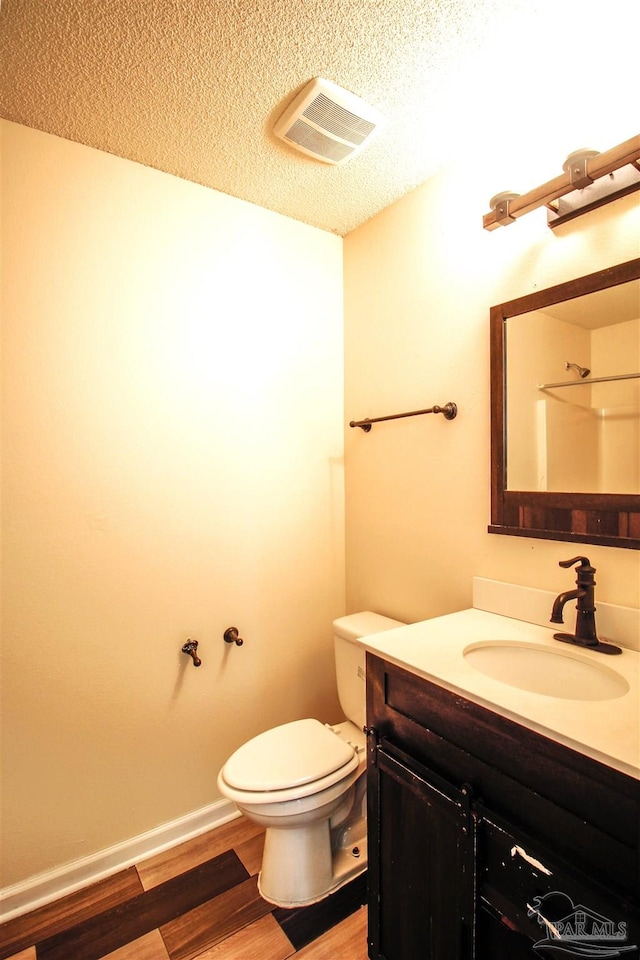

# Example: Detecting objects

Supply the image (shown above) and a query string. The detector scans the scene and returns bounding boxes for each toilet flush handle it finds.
[223,626,244,647]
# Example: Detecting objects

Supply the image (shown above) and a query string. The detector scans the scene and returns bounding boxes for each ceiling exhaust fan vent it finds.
[274,78,384,165]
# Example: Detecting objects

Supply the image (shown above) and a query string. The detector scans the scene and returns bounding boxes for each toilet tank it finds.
[333,611,405,730]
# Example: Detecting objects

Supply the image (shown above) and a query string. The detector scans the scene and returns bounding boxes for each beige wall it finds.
[344,163,640,624]
[2,115,640,892]
[1,121,345,886]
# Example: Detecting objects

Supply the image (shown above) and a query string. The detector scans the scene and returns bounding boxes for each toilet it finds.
[217,611,404,908]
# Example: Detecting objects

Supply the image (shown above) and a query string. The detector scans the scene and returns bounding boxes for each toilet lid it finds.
[222,718,356,792]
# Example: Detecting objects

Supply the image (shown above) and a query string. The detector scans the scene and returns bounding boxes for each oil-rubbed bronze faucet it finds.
[550,557,621,655]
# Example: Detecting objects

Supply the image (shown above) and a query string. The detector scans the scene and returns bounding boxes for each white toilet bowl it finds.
[217,717,367,907]
[217,612,405,908]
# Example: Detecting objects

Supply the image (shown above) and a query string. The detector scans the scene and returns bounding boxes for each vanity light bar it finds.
[483,134,640,230]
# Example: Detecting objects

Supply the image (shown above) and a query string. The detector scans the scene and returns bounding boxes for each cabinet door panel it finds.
[369,748,474,960]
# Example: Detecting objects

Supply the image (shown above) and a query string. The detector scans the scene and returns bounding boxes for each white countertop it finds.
[358,608,640,779]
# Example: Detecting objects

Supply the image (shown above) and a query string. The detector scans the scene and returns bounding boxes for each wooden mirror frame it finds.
[490,257,640,550]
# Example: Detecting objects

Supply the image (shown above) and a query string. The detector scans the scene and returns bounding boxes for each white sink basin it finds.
[463,641,630,701]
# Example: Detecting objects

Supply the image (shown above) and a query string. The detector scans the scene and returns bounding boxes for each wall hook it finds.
[223,627,244,647]
[182,639,202,666]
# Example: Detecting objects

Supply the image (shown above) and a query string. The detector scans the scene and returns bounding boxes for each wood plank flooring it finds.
[0,817,369,960]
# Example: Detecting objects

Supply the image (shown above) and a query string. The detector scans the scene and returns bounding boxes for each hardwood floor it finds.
[0,817,369,960]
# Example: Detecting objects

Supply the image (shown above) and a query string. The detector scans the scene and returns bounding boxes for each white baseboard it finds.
[0,798,240,924]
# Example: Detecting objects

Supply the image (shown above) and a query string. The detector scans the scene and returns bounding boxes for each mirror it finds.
[490,258,640,550]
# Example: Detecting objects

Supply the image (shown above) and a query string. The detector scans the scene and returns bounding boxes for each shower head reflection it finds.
[566,361,591,379]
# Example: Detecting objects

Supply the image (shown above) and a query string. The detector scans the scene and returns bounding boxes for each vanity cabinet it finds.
[366,654,640,960]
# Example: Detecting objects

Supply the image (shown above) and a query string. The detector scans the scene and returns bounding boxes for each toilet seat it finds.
[219,718,361,803]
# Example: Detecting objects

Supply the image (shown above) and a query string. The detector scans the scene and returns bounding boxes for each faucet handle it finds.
[559,556,593,570]
[182,639,202,666]
[223,626,244,647]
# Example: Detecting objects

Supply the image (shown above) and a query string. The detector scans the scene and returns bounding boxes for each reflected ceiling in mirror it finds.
[490,259,640,550]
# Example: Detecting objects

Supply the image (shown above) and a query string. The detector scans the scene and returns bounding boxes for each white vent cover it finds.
[274,78,384,165]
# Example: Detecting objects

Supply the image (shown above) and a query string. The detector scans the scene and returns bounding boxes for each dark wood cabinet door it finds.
[368,745,475,960]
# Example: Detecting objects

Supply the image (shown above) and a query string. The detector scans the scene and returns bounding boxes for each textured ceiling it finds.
[1,0,637,235]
